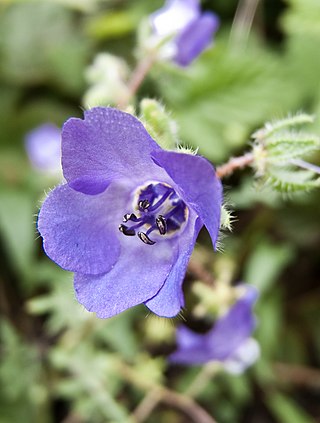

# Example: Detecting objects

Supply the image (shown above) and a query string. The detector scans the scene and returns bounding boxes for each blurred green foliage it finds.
[0,0,319,422]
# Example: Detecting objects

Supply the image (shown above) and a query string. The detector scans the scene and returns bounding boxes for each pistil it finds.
[147,188,173,212]
[118,182,188,245]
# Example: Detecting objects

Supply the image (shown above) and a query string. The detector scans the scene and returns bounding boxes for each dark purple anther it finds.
[138,199,150,210]
[138,232,156,245]
[123,213,138,222]
[118,224,136,236]
[156,215,167,235]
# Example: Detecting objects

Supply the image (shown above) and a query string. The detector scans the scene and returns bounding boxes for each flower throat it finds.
[119,182,188,245]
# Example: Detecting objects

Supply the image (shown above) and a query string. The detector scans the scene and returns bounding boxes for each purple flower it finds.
[38,107,222,318]
[25,124,61,172]
[150,0,219,66]
[170,285,260,372]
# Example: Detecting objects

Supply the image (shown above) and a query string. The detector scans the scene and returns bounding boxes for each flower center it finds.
[119,182,188,245]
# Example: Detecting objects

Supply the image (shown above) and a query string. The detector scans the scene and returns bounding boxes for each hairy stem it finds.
[156,388,217,423]
[118,362,217,423]
[131,388,162,422]
[131,386,217,423]
[188,257,215,286]
[273,362,320,389]
[184,363,218,398]
[216,152,254,179]
[118,55,156,110]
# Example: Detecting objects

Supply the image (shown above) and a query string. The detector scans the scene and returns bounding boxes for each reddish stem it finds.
[216,152,254,179]
[118,55,156,110]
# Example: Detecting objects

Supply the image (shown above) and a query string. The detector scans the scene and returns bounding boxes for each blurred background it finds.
[0,0,319,422]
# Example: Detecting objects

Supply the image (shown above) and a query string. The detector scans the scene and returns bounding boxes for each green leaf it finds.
[134,355,166,386]
[267,393,314,423]
[157,36,301,161]
[256,291,283,359]
[251,114,320,193]
[0,320,49,423]
[0,189,35,276]
[140,98,178,150]
[266,168,320,193]
[27,272,86,335]
[244,240,295,293]
[95,309,139,360]
[229,176,281,209]
[50,346,128,422]
[282,0,320,37]
[266,132,320,162]
[0,3,90,94]
[252,113,315,140]
[86,10,138,39]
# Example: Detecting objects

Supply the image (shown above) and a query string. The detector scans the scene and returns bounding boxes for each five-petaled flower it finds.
[150,0,219,66]
[170,285,260,373]
[25,123,61,173]
[38,107,222,318]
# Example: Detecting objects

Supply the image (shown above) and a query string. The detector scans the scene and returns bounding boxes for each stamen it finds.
[138,231,156,245]
[138,199,150,210]
[118,224,136,236]
[147,188,174,212]
[156,215,167,235]
[120,182,187,245]
[123,213,138,223]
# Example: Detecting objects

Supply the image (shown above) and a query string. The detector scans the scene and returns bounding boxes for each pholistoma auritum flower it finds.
[26,123,61,173]
[170,285,260,373]
[38,107,222,318]
[150,0,219,67]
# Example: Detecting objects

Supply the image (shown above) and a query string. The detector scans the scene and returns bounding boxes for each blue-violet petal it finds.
[175,12,220,66]
[38,184,121,274]
[74,237,176,318]
[62,107,164,194]
[151,150,222,248]
[145,215,201,317]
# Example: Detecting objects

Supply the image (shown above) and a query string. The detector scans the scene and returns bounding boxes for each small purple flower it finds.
[38,107,222,318]
[150,0,219,66]
[25,124,61,172]
[170,285,260,372]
